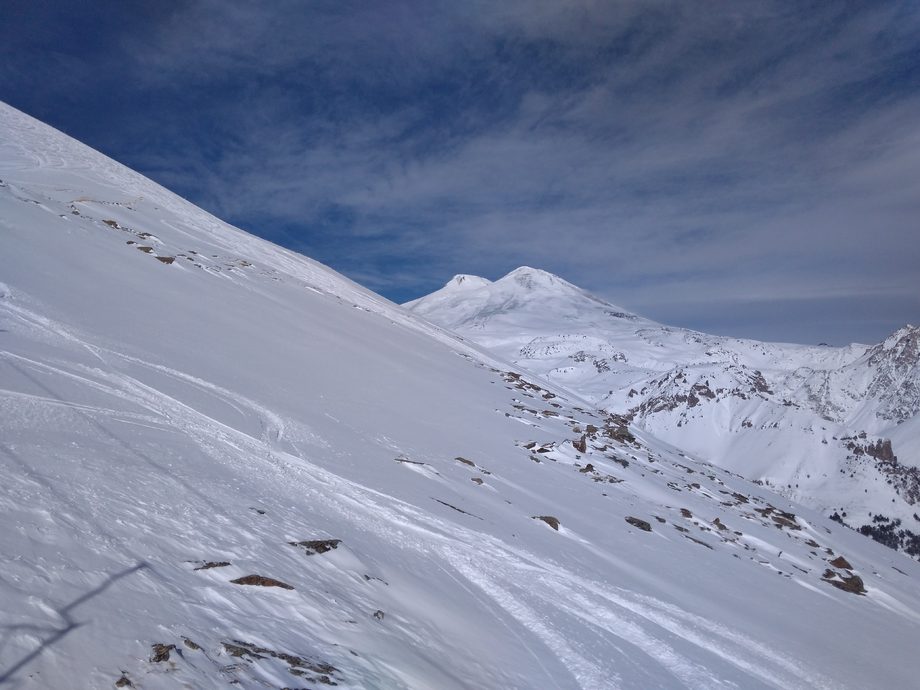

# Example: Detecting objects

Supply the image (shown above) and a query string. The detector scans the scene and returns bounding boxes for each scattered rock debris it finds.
[194,561,231,570]
[222,640,340,685]
[114,674,133,687]
[182,638,201,651]
[593,474,624,484]
[373,609,385,621]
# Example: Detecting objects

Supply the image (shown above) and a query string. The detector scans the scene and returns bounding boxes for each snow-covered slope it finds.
[407,268,920,557]
[3,102,920,689]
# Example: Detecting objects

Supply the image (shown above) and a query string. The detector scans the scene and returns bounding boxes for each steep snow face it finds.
[3,101,920,689]
[407,270,920,557]
[864,325,920,422]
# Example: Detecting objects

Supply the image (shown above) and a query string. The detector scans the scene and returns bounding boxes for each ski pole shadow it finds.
[0,562,147,686]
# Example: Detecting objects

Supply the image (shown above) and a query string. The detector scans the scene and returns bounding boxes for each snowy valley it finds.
[407,268,920,560]
[2,101,920,689]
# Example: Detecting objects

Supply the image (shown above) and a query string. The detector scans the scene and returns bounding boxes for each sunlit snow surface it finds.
[2,102,920,689]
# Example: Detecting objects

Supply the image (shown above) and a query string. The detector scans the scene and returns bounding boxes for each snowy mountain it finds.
[407,268,920,558]
[3,101,920,689]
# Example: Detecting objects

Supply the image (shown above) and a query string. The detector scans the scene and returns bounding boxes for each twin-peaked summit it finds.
[418,266,625,304]
[406,266,645,335]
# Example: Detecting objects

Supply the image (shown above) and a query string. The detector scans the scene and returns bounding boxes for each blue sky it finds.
[2,1,919,344]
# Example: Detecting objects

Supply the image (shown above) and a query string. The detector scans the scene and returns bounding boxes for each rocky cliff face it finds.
[865,325,920,422]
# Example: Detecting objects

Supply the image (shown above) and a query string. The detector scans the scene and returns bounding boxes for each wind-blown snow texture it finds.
[2,101,920,689]
[407,269,920,558]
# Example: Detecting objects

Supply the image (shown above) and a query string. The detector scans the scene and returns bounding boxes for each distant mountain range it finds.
[407,267,920,557]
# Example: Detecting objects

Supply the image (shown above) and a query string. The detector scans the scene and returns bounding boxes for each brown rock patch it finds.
[533,515,560,530]
[625,516,652,532]
[230,574,294,590]
[829,555,853,570]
